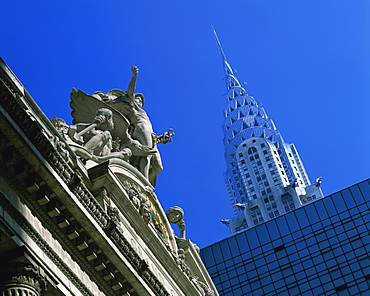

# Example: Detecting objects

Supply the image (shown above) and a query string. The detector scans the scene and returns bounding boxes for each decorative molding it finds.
[0,194,95,296]
[0,84,172,296]
[108,225,170,296]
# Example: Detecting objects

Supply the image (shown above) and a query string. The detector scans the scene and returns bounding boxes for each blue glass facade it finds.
[201,179,370,295]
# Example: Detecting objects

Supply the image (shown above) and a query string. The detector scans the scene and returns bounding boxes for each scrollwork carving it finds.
[139,193,152,224]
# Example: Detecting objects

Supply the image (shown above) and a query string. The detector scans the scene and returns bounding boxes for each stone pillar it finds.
[0,262,46,296]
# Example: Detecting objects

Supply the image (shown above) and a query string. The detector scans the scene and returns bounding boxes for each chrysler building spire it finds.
[214,30,324,234]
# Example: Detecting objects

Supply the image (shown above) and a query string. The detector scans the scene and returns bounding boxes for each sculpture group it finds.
[53,66,174,186]
[47,65,216,296]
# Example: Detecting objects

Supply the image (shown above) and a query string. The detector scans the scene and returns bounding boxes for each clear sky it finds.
[2,1,370,248]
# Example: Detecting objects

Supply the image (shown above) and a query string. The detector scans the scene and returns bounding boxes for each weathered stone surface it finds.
[0,58,218,296]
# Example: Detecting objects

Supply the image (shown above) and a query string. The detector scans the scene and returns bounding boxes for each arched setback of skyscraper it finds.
[214,30,324,234]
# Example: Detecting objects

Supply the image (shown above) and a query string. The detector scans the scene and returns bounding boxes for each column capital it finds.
[1,262,46,296]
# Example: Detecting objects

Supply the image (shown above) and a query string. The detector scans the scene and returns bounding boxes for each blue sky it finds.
[2,1,370,248]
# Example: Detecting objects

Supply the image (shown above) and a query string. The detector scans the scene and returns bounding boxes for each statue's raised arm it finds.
[127,66,138,98]
[66,65,174,187]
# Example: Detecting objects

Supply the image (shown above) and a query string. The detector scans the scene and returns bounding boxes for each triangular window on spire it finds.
[226,78,234,90]
[254,119,259,126]
[236,101,241,108]
[242,121,248,130]
[231,117,236,123]
[249,109,254,116]
[227,89,234,99]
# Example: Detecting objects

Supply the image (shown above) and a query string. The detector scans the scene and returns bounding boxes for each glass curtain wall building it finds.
[200,179,370,296]
[214,30,324,234]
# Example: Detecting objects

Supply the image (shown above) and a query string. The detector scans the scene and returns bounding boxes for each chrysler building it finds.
[214,31,324,234]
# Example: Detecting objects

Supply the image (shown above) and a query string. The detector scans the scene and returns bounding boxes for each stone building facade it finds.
[0,58,217,296]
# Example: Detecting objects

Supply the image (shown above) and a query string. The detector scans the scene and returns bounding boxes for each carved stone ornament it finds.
[138,193,152,224]
[0,262,47,296]
[192,277,215,296]
[0,78,174,296]
[107,205,120,224]
[176,248,190,276]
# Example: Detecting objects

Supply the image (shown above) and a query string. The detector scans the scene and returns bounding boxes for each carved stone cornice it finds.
[0,143,126,296]
[0,80,75,186]
[108,226,170,296]
[0,194,94,296]
[0,83,122,295]
[0,83,171,295]
[0,71,217,296]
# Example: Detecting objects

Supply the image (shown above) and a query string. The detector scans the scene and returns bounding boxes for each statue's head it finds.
[134,93,145,108]
[107,89,126,100]
[166,206,184,224]
[94,108,114,130]
[50,117,69,134]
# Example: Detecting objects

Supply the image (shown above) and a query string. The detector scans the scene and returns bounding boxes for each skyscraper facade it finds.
[214,31,324,234]
[201,179,370,296]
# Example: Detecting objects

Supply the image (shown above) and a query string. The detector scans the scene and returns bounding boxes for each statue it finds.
[51,108,132,164]
[166,206,186,239]
[69,66,174,186]
[69,108,114,155]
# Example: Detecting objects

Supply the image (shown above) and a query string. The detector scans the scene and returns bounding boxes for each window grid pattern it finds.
[281,192,296,213]
[250,205,264,226]
[201,180,370,296]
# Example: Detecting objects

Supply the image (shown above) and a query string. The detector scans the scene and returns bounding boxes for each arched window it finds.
[248,147,257,155]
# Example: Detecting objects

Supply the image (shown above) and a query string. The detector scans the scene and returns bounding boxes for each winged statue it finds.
[67,66,174,187]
